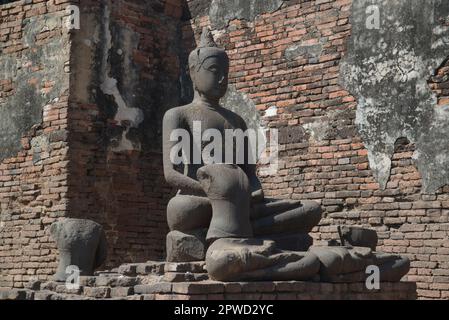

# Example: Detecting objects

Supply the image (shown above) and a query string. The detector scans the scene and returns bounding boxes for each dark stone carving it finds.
[309,246,410,283]
[197,164,253,243]
[50,219,107,282]
[206,238,320,282]
[166,229,207,262]
[162,27,411,284]
[162,27,323,263]
[338,226,378,251]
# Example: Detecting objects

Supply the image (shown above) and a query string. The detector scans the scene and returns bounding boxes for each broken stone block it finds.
[166,229,207,262]
[83,287,111,299]
[34,291,55,301]
[117,264,138,276]
[50,218,108,282]
[162,272,209,283]
[24,280,41,291]
[0,289,31,300]
[110,287,133,298]
[164,261,206,273]
[136,261,165,275]
[338,226,378,251]
[95,275,138,287]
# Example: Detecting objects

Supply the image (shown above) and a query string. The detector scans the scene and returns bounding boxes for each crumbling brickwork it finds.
[0,0,184,288]
[0,0,72,288]
[183,0,449,299]
[1,0,449,300]
[66,0,185,269]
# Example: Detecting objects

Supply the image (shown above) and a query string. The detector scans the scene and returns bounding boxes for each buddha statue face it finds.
[189,28,229,101]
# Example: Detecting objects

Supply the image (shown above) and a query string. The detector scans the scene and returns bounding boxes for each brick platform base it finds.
[0,262,417,300]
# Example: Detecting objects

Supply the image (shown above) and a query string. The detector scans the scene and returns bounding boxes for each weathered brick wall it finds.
[66,0,186,268]
[1,0,448,300]
[184,0,449,299]
[0,0,72,288]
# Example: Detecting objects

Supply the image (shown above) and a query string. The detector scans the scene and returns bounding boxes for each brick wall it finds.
[0,0,72,288]
[0,0,185,287]
[184,0,449,299]
[1,0,448,300]
[66,0,186,268]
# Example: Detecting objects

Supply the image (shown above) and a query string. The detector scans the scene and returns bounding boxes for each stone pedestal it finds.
[0,261,417,300]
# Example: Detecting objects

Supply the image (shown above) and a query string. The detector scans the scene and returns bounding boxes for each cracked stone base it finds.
[0,261,417,300]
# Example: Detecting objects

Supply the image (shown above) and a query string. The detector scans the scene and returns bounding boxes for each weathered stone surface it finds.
[95,275,137,287]
[166,230,207,262]
[259,233,313,252]
[79,276,96,287]
[171,281,225,295]
[55,284,83,295]
[206,238,320,282]
[34,291,56,301]
[162,28,324,274]
[50,218,107,282]
[163,272,209,283]
[164,261,206,273]
[41,282,59,292]
[0,12,69,161]
[338,226,378,251]
[110,287,133,298]
[309,246,410,282]
[197,164,253,242]
[0,289,30,300]
[136,262,165,275]
[134,283,172,295]
[240,282,276,293]
[83,287,111,299]
[209,0,284,29]
[340,0,449,193]
[117,264,138,276]
[285,42,324,61]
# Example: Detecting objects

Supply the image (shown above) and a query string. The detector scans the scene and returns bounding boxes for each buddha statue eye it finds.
[206,65,219,73]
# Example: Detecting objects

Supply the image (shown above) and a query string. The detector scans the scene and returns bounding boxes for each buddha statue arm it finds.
[162,109,206,196]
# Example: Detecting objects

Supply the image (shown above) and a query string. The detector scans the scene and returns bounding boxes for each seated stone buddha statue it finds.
[162,27,322,262]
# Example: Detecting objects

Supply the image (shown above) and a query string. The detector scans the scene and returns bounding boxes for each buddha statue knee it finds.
[251,200,323,237]
[167,194,212,232]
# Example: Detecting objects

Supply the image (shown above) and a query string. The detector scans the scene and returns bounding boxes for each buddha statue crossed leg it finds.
[162,27,322,262]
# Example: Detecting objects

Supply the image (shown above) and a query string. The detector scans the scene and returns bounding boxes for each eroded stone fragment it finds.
[50,218,107,282]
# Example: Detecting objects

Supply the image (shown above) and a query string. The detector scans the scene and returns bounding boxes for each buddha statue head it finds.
[189,27,229,101]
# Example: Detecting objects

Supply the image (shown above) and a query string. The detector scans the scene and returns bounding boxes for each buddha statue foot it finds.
[166,229,207,262]
[251,200,322,236]
[309,246,410,283]
[257,233,313,252]
[205,238,320,282]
